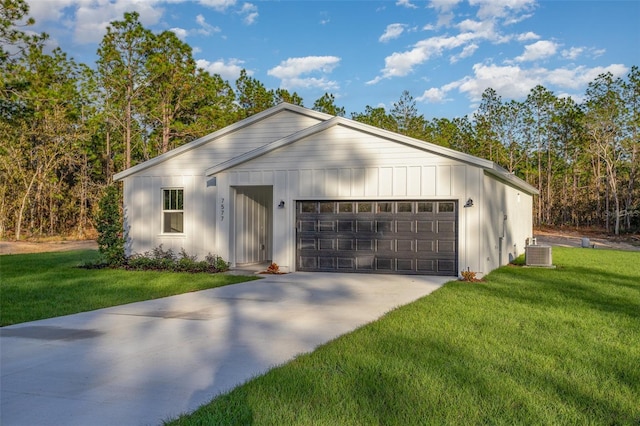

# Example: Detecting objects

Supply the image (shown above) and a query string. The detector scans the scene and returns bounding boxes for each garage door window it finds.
[358,202,373,213]
[377,202,392,213]
[418,202,433,212]
[397,202,413,213]
[438,202,455,213]
[339,202,353,213]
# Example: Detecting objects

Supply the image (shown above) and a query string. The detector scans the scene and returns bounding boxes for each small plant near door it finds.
[461,268,481,282]
[262,262,284,274]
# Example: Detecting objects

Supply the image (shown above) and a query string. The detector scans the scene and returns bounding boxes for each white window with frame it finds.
[163,188,184,233]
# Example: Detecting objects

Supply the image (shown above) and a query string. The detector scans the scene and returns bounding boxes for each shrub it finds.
[126,247,229,273]
[461,269,480,282]
[95,184,125,266]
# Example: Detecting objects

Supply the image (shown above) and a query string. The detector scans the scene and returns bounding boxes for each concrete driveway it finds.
[1,272,450,426]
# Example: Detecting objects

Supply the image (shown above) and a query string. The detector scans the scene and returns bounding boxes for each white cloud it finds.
[562,46,584,60]
[368,32,477,83]
[417,87,448,103]
[450,43,478,63]
[195,14,221,35]
[196,58,247,81]
[268,56,340,79]
[428,0,462,13]
[449,63,630,104]
[169,27,188,39]
[469,0,537,21]
[268,56,340,90]
[517,31,539,41]
[199,0,236,12]
[239,3,258,25]
[396,0,419,9]
[379,24,407,43]
[65,0,165,44]
[515,40,559,62]
[27,0,76,24]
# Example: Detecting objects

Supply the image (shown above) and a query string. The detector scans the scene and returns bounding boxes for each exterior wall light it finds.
[278,200,285,208]
[464,198,474,208]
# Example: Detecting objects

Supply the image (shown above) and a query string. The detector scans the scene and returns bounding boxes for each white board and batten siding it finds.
[120,110,325,257]
[116,103,537,277]
[218,123,487,274]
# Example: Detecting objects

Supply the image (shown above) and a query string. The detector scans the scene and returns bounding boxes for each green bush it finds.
[95,184,125,266]
[126,245,229,273]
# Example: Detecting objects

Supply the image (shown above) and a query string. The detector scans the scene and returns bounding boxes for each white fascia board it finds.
[113,103,333,181]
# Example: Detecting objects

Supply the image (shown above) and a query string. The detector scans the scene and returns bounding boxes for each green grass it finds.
[168,247,640,425]
[0,250,257,326]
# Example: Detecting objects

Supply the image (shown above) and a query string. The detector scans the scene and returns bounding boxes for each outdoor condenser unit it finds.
[525,245,553,267]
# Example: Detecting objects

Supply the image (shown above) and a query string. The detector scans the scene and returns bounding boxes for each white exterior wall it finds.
[480,172,534,275]
[121,111,322,258]
[119,111,534,277]
[216,124,490,274]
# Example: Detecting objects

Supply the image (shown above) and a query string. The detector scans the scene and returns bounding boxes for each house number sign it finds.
[220,197,225,222]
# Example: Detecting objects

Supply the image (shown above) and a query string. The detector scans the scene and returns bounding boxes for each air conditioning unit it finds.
[525,245,552,267]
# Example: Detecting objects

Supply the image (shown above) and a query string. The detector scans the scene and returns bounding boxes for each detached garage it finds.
[114,103,537,277]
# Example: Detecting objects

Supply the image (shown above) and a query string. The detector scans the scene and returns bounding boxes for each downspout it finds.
[499,213,507,266]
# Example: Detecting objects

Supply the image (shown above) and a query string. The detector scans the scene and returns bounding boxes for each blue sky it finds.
[24,0,640,119]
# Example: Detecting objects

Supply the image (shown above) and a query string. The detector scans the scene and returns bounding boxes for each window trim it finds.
[162,188,184,234]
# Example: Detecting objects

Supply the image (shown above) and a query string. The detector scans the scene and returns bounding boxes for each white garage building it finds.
[114,103,537,277]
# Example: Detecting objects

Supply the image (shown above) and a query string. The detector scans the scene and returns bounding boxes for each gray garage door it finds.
[296,200,457,275]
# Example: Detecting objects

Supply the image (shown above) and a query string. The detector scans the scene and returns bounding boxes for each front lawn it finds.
[168,247,640,425]
[0,250,257,326]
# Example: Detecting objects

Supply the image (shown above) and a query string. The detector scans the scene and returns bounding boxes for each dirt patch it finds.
[0,240,98,255]
[534,228,640,251]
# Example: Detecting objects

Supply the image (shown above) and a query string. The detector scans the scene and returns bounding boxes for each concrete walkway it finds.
[1,272,450,426]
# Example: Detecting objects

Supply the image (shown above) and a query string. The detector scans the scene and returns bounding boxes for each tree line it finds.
[1,1,638,240]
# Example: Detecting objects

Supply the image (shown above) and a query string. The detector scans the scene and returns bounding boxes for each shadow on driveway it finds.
[1,272,450,426]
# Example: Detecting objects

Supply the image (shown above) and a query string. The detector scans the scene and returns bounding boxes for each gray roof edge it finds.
[207,115,539,196]
[113,103,333,181]
[484,167,539,195]
[341,118,538,194]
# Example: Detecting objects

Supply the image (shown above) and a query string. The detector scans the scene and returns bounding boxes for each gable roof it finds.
[205,113,539,195]
[113,103,334,182]
[114,102,538,195]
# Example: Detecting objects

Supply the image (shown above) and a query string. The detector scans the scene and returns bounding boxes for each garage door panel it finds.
[338,239,354,250]
[376,239,394,251]
[437,240,456,253]
[318,239,334,250]
[300,221,317,232]
[337,257,354,269]
[396,259,414,272]
[396,239,414,252]
[338,220,354,232]
[297,200,457,275]
[437,221,455,233]
[357,220,374,232]
[376,258,394,271]
[356,256,374,270]
[376,221,393,232]
[417,259,435,272]
[396,220,414,232]
[438,260,456,273]
[417,240,434,252]
[417,221,434,233]
[356,239,374,251]
[319,221,334,231]
[299,239,317,250]
[318,257,335,269]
